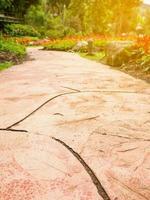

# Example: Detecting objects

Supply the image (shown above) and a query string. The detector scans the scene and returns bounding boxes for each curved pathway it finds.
[0,48,150,200]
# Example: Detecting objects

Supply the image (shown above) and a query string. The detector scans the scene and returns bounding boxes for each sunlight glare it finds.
[144,0,150,5]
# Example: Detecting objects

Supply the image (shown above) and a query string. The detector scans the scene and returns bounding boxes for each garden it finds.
[0,2,150,199]
[0,0,150,82]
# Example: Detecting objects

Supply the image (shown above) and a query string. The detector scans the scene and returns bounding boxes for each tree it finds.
[40,0,71,15]
[0,0,39,17]
[109,0,142,34]
[0,0,12,12]
[11,0,39,17]
[65,0,142,34]
[142,9,150,35]
[64,0,87,32]
[84,0,111,33]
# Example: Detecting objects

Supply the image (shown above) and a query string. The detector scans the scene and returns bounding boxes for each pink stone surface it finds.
[0,132,101,200]
[0,48,150,199]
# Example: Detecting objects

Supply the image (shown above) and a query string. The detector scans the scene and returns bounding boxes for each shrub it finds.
[64,27,76,37]
[0,37,26,65]
[0,37,26,57]
[15,37,39,46]
[25,5,47,28]
[45,29,64,39]
[137,54,150,72]
[0,62,13,71]
[80,52,105,61]
[93,40,108,50]
[4,24,40,37]
[105,41,134,66]
[44,40,76,51]
[137,35,150,53]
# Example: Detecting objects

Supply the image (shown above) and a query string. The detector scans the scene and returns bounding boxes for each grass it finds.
[93,40,107,49]
[79,52,105,62]
[0,62,13,71]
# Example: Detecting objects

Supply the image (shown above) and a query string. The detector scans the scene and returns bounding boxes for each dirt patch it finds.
[0,52,20,64]
[0,51,30,66]
[119,64,150,83]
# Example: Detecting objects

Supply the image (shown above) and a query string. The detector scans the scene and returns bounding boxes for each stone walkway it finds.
[0,48,150,200]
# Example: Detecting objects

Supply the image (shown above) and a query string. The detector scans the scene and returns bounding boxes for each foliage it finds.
[107,0,142,35]
[25,5,66,38]
[44,16,66,38]
[0,0,39,17]
[80,38,150,82]
[93,40,108,50]
[84,0,111,33]
[41,0,71,15]
[0,37,26,57]
[45,29,64,39]
[64,0,142,34]
[0,0,12,11]
[4,24,40,37]
[44,39,76,51]
[0,0,142,38]
[42,35,138,52]
[103,39,150,78]
[25,5,47,28]
[136,35,150,53]
[65,0,86,32]
[80,52,105,62]
[139,55,150,73]
[143,10,150,35]
[0,37,26,70]
[0,0,146,37]
[14,36,39,46]
[0,61,13,71]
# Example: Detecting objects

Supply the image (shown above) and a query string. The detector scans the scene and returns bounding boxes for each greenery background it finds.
[0,0,149,81]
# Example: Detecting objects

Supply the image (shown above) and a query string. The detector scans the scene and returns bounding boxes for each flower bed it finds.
[7,33,149,82]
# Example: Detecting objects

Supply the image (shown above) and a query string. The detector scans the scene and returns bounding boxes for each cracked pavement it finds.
[0,47,150,200]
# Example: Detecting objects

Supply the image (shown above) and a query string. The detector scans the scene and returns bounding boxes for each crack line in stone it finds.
[0,128,28,133]
[61,86,81,92]
[57,115,99,126]
[5,89,150,130]
[109,174,149,200]
[94,132,150,142]
[52,136,111,200]
[6,91,78,129]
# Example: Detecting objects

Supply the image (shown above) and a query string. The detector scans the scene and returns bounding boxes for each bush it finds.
[0,62,13,71]
[44,40,76,51]
[64,27,76,37]
[0,37,26,64]
[45,29,64,39]
[25,5,47,28]
[15,37,39,46]
[105,41,134,66]
[80,52,105,61]
[4,24,40,37]
[0,38,26,56]
[44,38,108,53]
[45,17,71,39]
[137,54,150,72]
[93,40,108,50]
[25,5,77,39]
